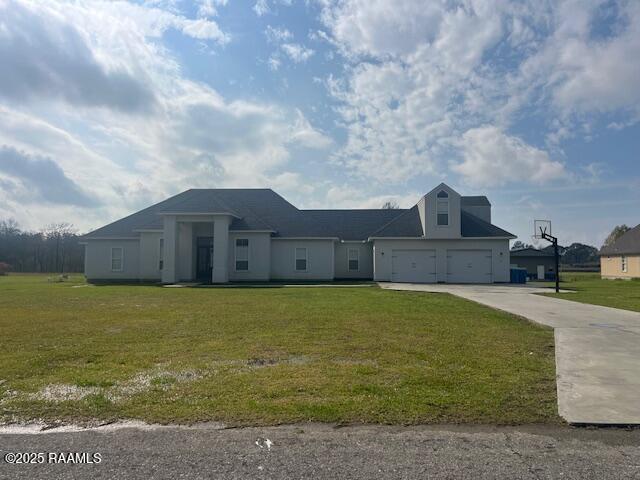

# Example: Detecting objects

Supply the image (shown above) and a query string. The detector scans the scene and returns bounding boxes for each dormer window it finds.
[437,190,449,226]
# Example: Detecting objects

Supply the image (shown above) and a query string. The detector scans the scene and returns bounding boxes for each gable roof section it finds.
[460,210,515,238]
[510,247,554,257]
[370,207,515,238]
[83,189,515,241]
[600,224,640,255]
[368,206,424,237]
[157,189,241,216]
[84,189,311,238]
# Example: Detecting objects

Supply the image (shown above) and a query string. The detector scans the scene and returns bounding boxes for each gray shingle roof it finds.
[83,190,514,241]
[368,206,424,237]
[460,210,515,238]
[84,189,311,238]
[600,224,640,255]
[510,247,554,257]
[302,209,406,241]
[461,196,491,206]
[369,208,515,238]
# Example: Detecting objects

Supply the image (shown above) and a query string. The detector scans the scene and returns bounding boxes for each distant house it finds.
[80,183,516,284]
[510,247,556,280]
[599,225,640,279]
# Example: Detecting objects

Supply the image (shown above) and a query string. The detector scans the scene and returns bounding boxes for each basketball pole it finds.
[540,230,560,293]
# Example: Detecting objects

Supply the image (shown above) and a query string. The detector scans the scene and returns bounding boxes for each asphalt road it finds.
[1,423,639,479]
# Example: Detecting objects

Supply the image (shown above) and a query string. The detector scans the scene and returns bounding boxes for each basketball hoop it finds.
[531,219,559,293]
[533,219,552,240]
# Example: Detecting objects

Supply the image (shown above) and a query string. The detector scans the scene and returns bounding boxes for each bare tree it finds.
[0,219,83,273]
[42,223,77,273]
[0,218,20,235]
[381,201,400,209]
[603,225,631,247]
[511,241,533,251]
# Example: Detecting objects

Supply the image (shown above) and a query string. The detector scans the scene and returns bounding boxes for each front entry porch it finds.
[160,213,233,284]
[195,236,214,282]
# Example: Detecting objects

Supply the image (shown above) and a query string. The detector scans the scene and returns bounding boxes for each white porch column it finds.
[162,215,179,283]
[212,216,231,283]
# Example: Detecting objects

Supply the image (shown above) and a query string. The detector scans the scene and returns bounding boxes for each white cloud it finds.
[253,0,270,16]
[268,54,282,71]
[180,18,229,42]
[319,0,638,186]
[319,0,446,58]
[196,0,227,18]
[529,1,640,116]
[309,184,421,210]
[453,126,566,187]
[280,43,315,62]
[323,1,509,183]
[265,25,293,42]
[0,0,330,231]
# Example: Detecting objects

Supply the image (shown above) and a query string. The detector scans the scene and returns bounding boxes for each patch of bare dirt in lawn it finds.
[20,368,204,404]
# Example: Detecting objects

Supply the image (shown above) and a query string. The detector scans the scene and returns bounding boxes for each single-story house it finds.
[599,224,640,279]
[510,247,557,280]
[81,183,516,284]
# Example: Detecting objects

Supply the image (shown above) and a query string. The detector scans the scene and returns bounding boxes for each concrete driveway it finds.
[380,283,640,425]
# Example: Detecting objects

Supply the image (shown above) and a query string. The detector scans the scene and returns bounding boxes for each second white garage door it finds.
[391,249,437,283]
[446,250,492,283]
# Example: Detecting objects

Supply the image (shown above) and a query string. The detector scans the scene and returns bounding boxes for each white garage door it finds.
[391,249,437,283]
[446,250,492,283]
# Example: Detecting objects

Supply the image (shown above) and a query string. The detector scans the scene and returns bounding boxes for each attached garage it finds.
[391,249,437,283]
[446,249,492,283]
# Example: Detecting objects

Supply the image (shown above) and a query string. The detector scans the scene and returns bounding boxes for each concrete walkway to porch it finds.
[380,282,640,425]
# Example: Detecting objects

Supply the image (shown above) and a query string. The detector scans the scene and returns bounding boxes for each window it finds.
[622,255,628,273]
[111,247,123,272]
[158,238,164,270]
[348,248,359,271]
[295,247,307,271]
[436,190,449,226]
[235,238,249,271]
[437,200,449,226]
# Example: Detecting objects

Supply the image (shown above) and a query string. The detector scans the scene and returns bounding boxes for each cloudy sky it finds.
[0,0,638,247]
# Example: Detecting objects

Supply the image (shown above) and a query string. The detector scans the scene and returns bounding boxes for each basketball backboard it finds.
[533,220,552,240]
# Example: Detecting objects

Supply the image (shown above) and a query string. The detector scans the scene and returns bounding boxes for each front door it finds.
[196,237,214,282]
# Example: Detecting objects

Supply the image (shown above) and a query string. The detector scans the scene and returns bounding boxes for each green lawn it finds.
[0,274,558,426]
[540,272,640,312]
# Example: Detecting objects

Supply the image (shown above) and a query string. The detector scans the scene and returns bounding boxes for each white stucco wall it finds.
[334,242,373,279]
[228,232,272,281]
[139,232,163,280]
[84,239,140,281]
[373,238,510,283]
[270,239,335,280]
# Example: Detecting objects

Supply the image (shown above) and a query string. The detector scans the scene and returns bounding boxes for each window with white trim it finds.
[348,248,359,271]
[111,247,123,272]
[235,238,249,271]
[295,247,307,271]
[158,238,164,270]
[622,255,628,273]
